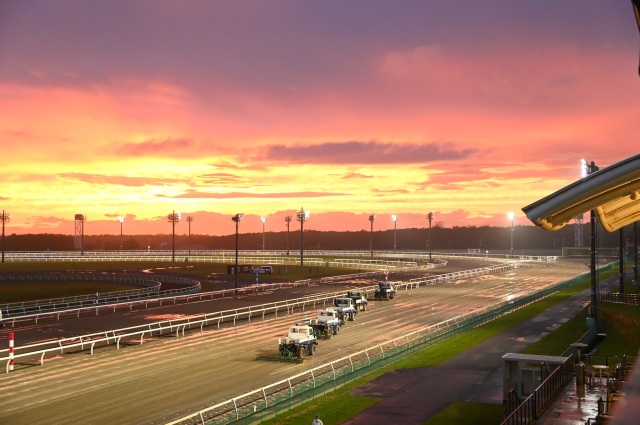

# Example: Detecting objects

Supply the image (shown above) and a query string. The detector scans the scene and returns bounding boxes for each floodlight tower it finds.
[1,210,10,263]
[260,216,266,251]
[391,214,398,253]
[284,215,292,256]
[74,214,87,255]
[634,222,638,288]
[507,212,515,254]
[186,215,194,256]
[575,214,584,247]
[368,214,376,258]
[168,211,181,263]
[582,159,600,322]
[427,212,434,262]
[231,213,244,293]
[296,208,309,266]
[118,216,124,251]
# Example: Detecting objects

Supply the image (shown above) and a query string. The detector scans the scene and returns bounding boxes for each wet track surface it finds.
[0,259,587,425]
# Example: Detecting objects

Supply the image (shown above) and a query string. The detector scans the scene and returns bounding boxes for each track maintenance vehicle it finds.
[347,290,368,311]
[332,297,358,321]
[373,281,397,301]
[277,324,318,359]
[308,308,342,338]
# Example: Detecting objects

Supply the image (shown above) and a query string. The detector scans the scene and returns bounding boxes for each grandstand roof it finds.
[522,153,640,232]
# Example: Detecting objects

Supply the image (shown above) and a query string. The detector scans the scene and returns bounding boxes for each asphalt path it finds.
[0,259,586,425]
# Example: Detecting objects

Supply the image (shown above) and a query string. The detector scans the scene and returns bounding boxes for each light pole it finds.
[168,211,181,263]
[427,212,434,262]
[582,159,599,322]
[118,216,124,251]
[368,214,376,258]
[1,210,10,263]
[75,214,87,256]
[284,215,292,256]
[620,226,625,293]
[296,208,309,266]
[507,211,515,254]
[634,221,638,288]
[391,214,398,253]
[260,216,266,251]
[186,216,194,256]
[232,213,244,293]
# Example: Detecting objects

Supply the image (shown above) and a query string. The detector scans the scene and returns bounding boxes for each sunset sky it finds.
[1,1,639,237]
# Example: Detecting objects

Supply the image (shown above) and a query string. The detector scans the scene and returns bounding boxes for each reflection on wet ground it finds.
[538,372,625,424]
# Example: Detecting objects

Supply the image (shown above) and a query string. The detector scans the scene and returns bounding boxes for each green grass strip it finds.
[424,402,504,425]
[257,279,591,425]
[522,307,590,356]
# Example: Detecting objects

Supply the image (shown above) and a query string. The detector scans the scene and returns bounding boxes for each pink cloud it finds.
[265,141,479,165]
[58,173,189,187]
[25,216,69,229]
[371,188,410,195]
[116,137,196,157]
[158,190,346,199]
[207,162,270,172]
[342,172,373,179]
[198,173,246,185]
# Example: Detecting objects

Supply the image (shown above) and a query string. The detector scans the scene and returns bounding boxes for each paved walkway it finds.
[343,286,596,425]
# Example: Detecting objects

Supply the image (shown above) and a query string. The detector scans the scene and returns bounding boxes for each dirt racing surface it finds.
[0,259,586,425]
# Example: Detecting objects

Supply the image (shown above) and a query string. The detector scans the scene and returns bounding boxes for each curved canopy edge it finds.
[521,153,640,232]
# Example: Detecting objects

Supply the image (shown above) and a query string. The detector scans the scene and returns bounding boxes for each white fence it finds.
[0,273,163,315]
[0,264,515,374]
[166,264,522,425]
[0,274,201,323]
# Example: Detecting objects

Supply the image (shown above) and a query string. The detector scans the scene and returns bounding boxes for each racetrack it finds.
[0,259,586,425]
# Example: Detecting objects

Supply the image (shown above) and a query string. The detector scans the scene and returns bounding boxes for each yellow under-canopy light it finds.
[522,153,640,232]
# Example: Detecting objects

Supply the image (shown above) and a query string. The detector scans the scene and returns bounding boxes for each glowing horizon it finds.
[1,2,639,237]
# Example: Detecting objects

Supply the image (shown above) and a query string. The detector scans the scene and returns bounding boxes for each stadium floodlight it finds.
[74,214,87,255]
[260,216,266,251]
[507,212,515,253]
[578,159,601,321]
[581,159,599,178]
[368,214,376,258]
[186,216,194,256]
[296,208,310,266]
[585,160,599,322]
[284,215,292,256]
[1,210,10,263]
[391,214,398,253]
[118,216,124,251]
[427,212,434,262]
[168,211,181,263]
[581,159,588,178]
[232,213,244,294]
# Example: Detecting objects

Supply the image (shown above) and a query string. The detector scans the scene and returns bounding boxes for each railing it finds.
[0,264,517,373]
[0,273,163,316]
[1,262,440,324]
[166,264,583,425]
[0,279,318,328]
[0,275,202,325]
[599,292,640,306]
[331,258,418,267]
[0,284,335,372]
[319,263,521,288]
[1,249,562,263]
[167,300,519,425]
[502,355,576,425]
[581,354,637,373]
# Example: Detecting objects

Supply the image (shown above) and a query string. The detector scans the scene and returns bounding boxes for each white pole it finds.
[9,332,14,371]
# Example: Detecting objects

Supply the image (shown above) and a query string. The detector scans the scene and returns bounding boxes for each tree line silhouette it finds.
[3,223,634,254]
